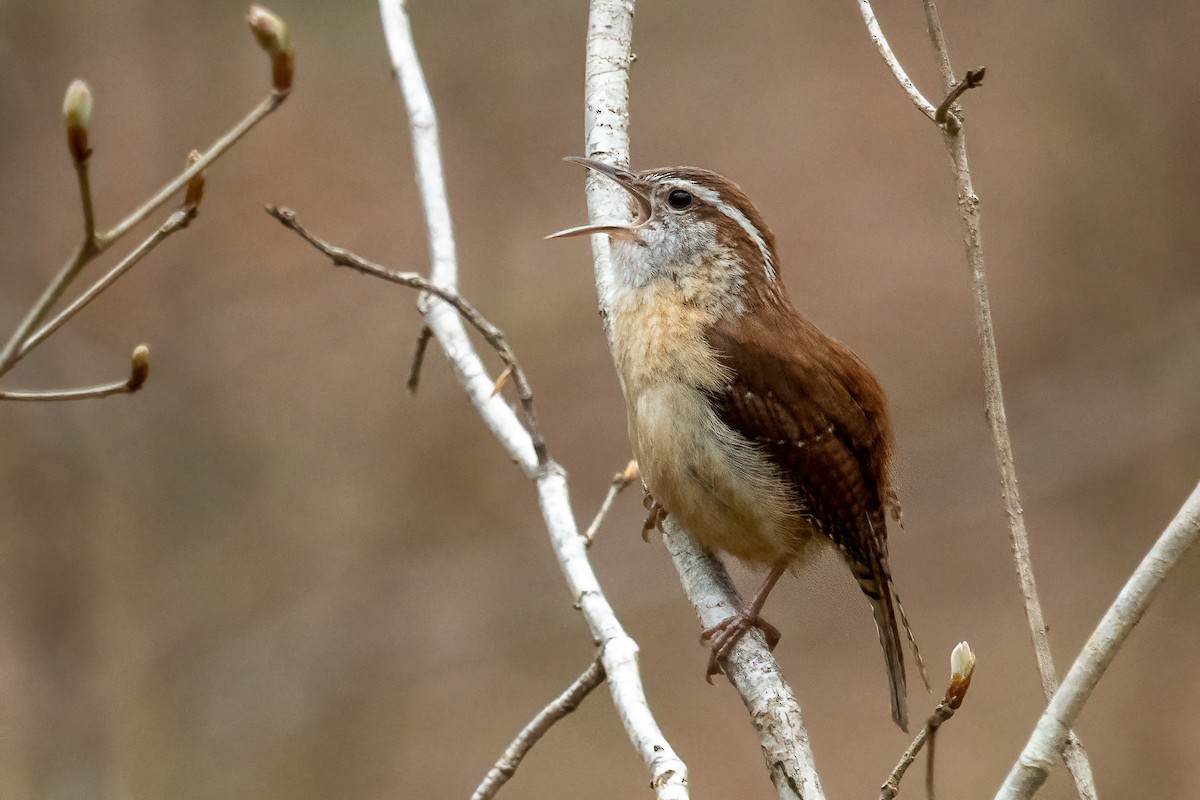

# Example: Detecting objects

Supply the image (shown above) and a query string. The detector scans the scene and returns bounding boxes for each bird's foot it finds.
[700,609,782,682]
[641,495,667,542]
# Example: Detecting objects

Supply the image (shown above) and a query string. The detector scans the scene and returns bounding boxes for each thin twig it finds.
[0,18,290,384]
[997,480,1200,799]
[881,642,975,800]
[471,656,607,800]
[76,158,97,246]
[920,2,1098,794]
[373,3,690,796]
[405,324,433,394]
[858,2,1097,795]
[0,244,92,378]
[102,91,285,246]
[856,0,938,122]
[0,344,149,402]
[933,67,986,127]
[266,205,547,463]
[17,208,196,362]
[583,460,639,545]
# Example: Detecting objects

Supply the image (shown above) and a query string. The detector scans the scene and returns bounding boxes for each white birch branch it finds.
[996,480,1200,798]
[578,2,825,798]
[661,521,826,799]
[376,2,688,796]
[856,1,1099,794]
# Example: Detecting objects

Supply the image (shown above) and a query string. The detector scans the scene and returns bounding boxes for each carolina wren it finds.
[550,157,921,731]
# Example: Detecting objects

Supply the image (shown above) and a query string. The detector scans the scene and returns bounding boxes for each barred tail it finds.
[860,566,909,733]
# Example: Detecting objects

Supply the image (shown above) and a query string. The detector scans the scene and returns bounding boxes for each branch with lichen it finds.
[0,5,293,402]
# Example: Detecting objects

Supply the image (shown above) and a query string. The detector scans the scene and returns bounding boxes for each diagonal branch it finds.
[662,521,826,799]
[996,480,1200,799]
[17,208,197,363]
[371,2,690,796]
[921,2,1097,794]
[471,655,607,800]
[266,206,545,461]
[583,460,639,545]
[857,1,1096,795]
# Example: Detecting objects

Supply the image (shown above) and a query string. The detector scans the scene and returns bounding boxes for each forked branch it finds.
[362,2,692,796]
[0,6,292,398]
[856,1,1096,795]
[266,205,546,463]
[881,642,976,800]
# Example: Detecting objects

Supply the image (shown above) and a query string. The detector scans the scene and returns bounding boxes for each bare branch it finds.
[471,656,607,800]
[933,67,986,127]
[405,324,433,394]
[583,460,639,545]
[17,208,196,363]
[101,91,285,247]
[881,642,976,800]
[0,7,291,386]
[0,345,149,402]
[266,205,547,463]
[858,2,1098,794]
[856,0,938,122]
[373,2,690,796]
[574,1,825,797]
[661,521,826,799]
[997,481,1200,798]
[923,2,1098,793]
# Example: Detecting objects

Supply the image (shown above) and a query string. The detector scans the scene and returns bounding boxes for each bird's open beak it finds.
[545,157,653,240]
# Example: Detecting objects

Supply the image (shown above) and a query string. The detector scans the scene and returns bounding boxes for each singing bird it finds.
[550,157,923,730]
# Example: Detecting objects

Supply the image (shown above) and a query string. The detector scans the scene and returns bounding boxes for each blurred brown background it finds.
[1,1,1198,798]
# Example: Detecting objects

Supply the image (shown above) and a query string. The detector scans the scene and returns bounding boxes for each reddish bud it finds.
[247,6,293,92]
[184,149,205,209]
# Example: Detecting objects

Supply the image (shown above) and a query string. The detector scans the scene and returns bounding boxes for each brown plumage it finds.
[550,158,922,731]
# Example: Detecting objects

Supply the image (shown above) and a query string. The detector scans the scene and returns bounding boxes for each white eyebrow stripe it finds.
[672,179,777,281]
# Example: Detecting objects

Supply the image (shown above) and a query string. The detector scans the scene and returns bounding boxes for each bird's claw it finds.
[701,610,781,682]
[641,495,667,542]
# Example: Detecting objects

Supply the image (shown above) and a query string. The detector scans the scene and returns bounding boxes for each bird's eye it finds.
[667,189,693,210]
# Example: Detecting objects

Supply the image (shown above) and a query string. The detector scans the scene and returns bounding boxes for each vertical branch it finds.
[577,2,825,797]
[996,481,1200,799]
[918,3,1098,794]
[856,1,1103,793]
[580,0,636,332]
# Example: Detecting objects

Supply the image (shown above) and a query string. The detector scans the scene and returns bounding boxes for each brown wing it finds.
[704,305,910,730]
[703,307,894,563]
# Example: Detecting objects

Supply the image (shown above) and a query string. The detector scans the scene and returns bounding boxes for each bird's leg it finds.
[701,560,788,682]
[641,492,667,542]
